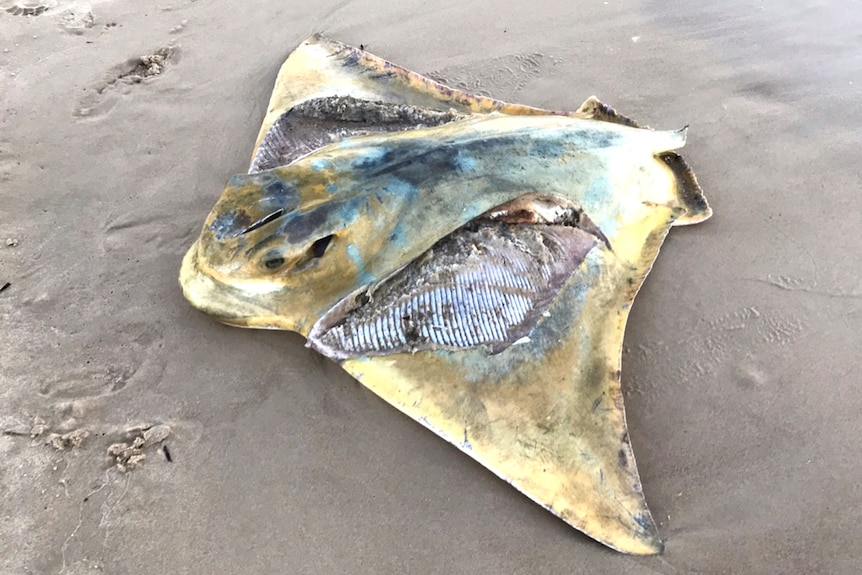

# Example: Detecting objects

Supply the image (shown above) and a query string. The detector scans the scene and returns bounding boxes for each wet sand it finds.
[2,1,860,573]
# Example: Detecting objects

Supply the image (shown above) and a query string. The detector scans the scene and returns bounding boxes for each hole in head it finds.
[237,209,285,236]
[292,235,335,273]
[311,235,333,258]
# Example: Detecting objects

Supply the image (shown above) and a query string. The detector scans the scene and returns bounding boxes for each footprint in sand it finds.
[74,46,177,118]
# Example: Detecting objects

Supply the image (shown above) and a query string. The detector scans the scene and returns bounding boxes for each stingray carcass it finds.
[180,35,711,554]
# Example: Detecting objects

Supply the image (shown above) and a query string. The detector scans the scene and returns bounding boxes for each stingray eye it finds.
[263,254,285,270]
[311,235,334,258]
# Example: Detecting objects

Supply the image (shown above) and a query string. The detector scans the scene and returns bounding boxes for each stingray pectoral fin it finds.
[338,251,661,553]
[332,207,678,555]
[254,34,552,162]
[358,346,667,555]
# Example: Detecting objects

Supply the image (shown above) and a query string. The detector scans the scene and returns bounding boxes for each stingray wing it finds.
[251,34,710,224]
[301,214,665,553]
[331,202,675,555]
[250,34,555,168]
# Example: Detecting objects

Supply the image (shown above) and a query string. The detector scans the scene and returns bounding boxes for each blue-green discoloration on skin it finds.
[583,175,611,215]
[388,227,406,250]
[572,251,604,307]
[526,136,570,160]
[379,178,420,204]
[258,180,300,213]
[193,114,693,335]
[453,149,477,172]
[347,244,374,285]
[209,210,250,241]
[280,196,366,242]
[350,145,389,170]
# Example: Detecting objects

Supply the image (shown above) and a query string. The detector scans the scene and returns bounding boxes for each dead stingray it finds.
[180,34,711,555]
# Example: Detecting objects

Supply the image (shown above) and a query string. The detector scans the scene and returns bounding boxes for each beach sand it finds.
[2,1,860,573]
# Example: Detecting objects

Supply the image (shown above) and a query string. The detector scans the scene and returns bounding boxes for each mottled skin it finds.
[186,114,691,333]
[180,35,711,554]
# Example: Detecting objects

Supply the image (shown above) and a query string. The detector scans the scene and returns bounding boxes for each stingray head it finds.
[180,163,415,333]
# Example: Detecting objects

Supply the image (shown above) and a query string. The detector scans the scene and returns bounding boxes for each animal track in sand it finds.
[37,322,165,400]
[427,53,562,101]
[2,1,55,16]
[1,1,97,33]
[5,3,48,16]
[1,413,190,573]
[101,207,194,254]
[623,305,806,414]
[0,141,20,182]
[75,46,177,118]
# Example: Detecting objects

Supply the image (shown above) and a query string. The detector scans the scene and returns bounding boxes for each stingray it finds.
[180,34,711,554]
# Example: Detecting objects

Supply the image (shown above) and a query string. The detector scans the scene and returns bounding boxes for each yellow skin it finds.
[180,35,711,554]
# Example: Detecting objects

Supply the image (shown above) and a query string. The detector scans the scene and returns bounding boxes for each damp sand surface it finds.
[2,2,861,573]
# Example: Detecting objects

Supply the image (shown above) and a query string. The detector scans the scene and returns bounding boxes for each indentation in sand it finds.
[427,53,562,100]
[2,1,56,16]
[624,305,807,413]
[102,208,193,253]
[1,1,98,33]
[74,45,178,118]
[36,322,165,400]
[0,141,19,183]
